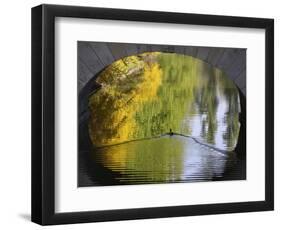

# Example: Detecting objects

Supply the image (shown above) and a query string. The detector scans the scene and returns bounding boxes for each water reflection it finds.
[92,135,239,184]
[80,52,244,186]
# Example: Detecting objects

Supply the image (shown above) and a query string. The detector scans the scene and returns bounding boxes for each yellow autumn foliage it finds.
[88,53,162,147]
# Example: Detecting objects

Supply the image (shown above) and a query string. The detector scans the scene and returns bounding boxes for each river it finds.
[78,52,246,186]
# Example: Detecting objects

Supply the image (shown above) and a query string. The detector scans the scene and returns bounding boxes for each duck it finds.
[169,128,174,136]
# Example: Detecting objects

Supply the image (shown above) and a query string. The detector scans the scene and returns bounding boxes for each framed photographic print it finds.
[31,4,274,225]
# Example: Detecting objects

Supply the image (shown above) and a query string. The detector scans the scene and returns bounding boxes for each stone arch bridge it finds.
[78,41,246,96]
[78,42,246,156]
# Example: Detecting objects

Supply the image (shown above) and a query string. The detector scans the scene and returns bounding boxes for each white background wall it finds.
[0,0,279,228]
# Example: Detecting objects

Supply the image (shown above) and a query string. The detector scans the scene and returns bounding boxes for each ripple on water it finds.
[83,135,242,185]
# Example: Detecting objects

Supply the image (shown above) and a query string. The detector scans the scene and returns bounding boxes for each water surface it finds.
[79,52,245,186]
[92,135,240,184]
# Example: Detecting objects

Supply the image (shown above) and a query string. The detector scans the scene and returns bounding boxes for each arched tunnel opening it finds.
[78,52,246,187]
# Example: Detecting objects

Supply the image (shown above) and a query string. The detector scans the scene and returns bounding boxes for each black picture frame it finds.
[31,4,274,225]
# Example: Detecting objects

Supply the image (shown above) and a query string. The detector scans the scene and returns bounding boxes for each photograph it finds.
[78,42,247,187]
[30,3,274,226]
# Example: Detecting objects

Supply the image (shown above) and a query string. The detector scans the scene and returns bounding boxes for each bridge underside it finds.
[78,41,246,96]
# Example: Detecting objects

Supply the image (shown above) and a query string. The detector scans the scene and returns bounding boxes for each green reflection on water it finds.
[93,135,235,183]
[88,52,240,151]
[87,52,242,184]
